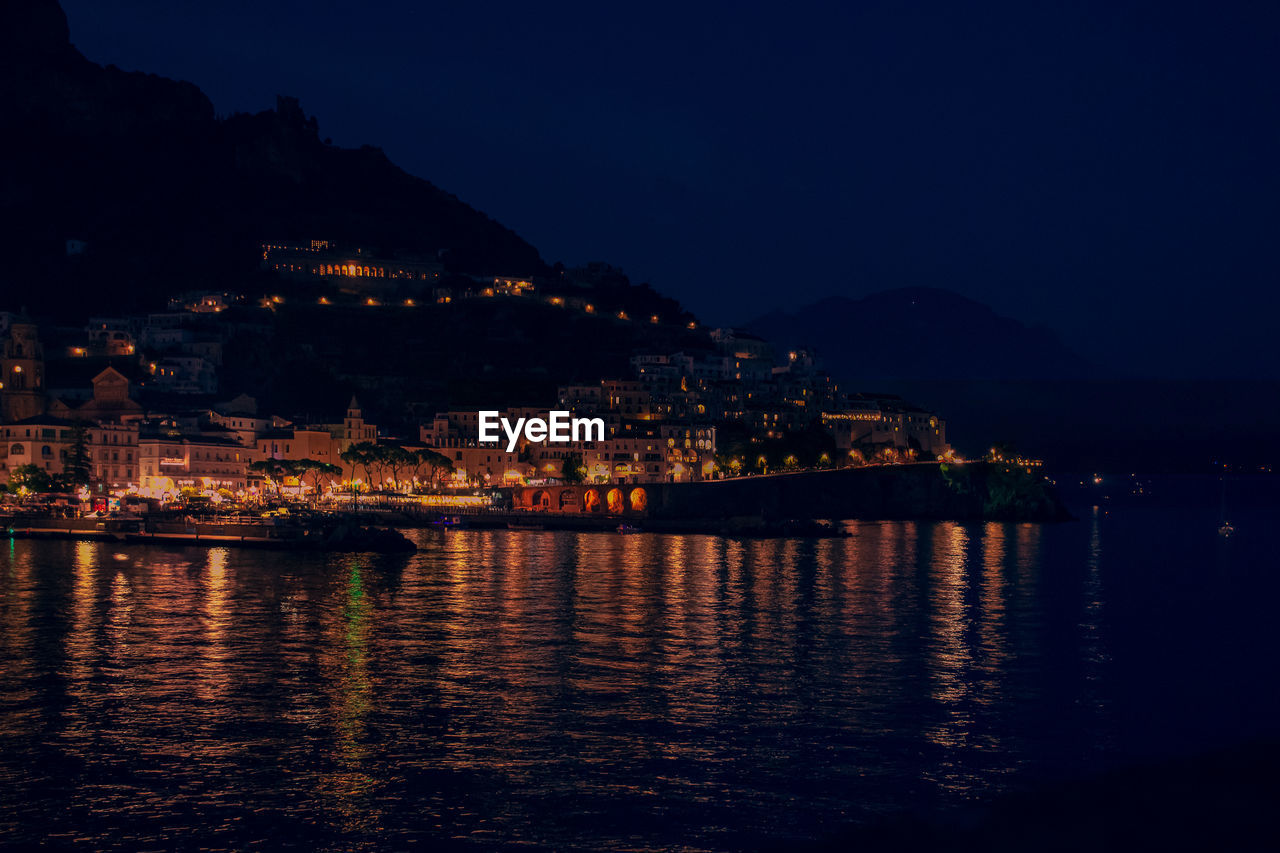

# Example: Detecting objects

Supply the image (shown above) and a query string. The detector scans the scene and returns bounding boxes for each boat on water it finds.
[1217,475,1235,538]
[1,513,416,553]
[1,515,141,542]
[719,518,849,539]
[616,524,641,534]
[507,521,545,531]
[430,515,468,530]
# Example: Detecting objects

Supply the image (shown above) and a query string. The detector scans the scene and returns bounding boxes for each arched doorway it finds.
[529,489,550,510]
[583,489,601,512]
[606,488,624,513]
[629,487,647,512]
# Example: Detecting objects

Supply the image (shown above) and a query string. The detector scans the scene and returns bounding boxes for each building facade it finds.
[1,319,47,423]
[138,423,249,496]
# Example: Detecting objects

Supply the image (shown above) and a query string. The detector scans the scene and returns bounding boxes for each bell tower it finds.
[343,396,375,443]
[1,319,46,422]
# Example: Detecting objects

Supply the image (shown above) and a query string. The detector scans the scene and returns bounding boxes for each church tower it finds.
[1,319,47,422]
[343,396,376,443]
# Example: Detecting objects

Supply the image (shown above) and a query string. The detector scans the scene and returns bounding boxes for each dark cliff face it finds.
[4,0,75,65]
[2,1,214,139]
[2,1,545,317]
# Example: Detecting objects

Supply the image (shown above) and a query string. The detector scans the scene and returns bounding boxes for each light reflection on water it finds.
[0,509,1275,850]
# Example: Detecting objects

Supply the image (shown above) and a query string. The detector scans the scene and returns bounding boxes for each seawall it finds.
[645,462,1071,523]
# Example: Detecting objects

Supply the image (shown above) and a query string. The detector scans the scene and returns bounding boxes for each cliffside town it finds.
[0,275,952,503]
[2,1,958,507]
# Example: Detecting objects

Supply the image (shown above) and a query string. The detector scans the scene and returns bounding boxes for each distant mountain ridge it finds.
[745,287,1093,382]
[6,2,1086,393]
[2,0,545,317]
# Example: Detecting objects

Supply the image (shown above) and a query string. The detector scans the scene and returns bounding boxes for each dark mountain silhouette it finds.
[745,289,1280,471]
[1,0,545,318]
[745,288,1094,382]
[8,3,1272,474]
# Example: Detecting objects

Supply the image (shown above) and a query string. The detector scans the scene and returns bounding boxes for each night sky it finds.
[60,1,1278,378]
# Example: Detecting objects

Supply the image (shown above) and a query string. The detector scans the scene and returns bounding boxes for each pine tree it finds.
[66,420,93,487]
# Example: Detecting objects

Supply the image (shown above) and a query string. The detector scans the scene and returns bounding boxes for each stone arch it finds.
[530,489,550,510]
[606,487,624,513]
[583,488,601,512]
[629,487,647,512]
[9,443,23,455]
[558,489,577,510]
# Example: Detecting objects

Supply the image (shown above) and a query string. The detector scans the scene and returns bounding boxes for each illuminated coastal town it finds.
[4,2,1278,850]
[0,251,959,520]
